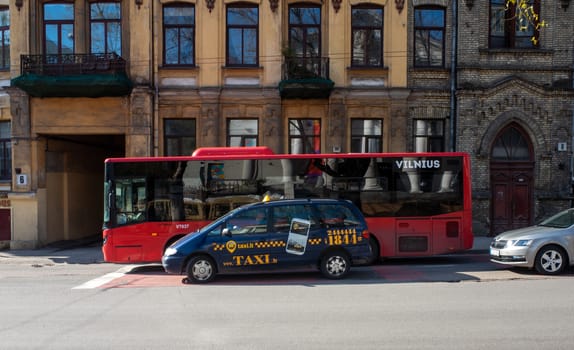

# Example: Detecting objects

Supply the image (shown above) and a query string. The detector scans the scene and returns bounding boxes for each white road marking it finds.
[72,266,135,290]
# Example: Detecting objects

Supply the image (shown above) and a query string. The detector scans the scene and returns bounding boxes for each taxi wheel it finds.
[534,245,567,275]
[186,255,216,283]
[367,237,380,265]
[320,250,350,279]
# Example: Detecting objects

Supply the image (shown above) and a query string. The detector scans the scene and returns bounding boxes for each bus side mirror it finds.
[223,228,232,237]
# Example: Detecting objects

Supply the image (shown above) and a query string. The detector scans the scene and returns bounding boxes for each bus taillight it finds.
[362,230,370,239]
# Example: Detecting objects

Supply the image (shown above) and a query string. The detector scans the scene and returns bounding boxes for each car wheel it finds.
[534,245,567,275]
[186,255,216,283]
[320,250,350,279]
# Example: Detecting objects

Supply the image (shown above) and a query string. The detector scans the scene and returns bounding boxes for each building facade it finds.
[2,0,574,248]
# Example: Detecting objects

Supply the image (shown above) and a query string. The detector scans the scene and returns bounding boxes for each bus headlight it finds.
[164,247,178,256]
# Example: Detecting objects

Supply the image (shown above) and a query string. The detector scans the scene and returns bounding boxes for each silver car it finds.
[490,208,574,275]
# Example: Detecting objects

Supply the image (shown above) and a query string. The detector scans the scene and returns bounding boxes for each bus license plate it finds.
[490,248,500,257]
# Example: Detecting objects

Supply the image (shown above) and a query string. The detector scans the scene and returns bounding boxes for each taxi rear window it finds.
[316,204,361,227]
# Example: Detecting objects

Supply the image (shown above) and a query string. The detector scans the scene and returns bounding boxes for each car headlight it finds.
[164,247,178,256]
[510,239,533,247]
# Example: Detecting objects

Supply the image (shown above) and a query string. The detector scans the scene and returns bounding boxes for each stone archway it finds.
[489,122,534,235]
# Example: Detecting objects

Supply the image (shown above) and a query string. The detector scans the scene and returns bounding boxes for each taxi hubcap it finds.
[193,260,212,280]
[327,256,347,276]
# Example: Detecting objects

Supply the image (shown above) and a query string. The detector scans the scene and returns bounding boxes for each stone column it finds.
[7,87,32,192]
[127,87,153,157]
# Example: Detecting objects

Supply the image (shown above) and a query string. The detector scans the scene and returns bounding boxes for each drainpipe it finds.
[449,0,458,152]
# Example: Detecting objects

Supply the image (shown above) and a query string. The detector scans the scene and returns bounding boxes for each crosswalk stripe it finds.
[72,266,134,290]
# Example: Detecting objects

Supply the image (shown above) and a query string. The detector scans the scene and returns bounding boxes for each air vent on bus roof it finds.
[191,146,275,157]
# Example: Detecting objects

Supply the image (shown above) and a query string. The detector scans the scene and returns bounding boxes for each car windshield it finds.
[539,209,574,228]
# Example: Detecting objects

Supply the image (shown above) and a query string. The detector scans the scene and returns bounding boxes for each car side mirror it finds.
[222,228,232,237]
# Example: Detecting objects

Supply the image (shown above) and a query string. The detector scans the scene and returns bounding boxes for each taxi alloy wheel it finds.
[186,255,216,283]
[320,251,350,279]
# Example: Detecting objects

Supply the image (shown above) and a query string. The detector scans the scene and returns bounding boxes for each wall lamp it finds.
[15,0,23,11]
[560,0,571,10]
[135,0,143,9]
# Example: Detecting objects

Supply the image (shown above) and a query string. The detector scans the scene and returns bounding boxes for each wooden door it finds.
[0,209,10,241]
[491,167,533,235]
[490,123,534,235]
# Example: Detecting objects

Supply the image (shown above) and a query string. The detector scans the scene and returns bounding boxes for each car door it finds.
[271,203,323,268]
[212,207,277,273]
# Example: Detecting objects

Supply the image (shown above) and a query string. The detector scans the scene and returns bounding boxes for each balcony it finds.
[279,57,334,99]
[11,53,133,98]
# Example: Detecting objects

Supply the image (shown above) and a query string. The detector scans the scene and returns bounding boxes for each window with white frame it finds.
[414,119,444,152]
[227,119,258,147]
[288,119,321,154]
[351,119,382,153]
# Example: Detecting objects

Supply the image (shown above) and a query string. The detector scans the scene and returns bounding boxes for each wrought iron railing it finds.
[20,53,127,76]
[282,57,330,80]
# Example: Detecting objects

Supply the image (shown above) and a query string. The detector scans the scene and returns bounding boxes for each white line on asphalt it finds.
[72,266,135,290]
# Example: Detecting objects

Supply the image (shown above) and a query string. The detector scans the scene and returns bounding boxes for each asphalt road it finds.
[2,238,574,350]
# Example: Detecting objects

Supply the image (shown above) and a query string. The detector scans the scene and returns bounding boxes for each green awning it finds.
[11,73,133,98]
[278,78,335,99]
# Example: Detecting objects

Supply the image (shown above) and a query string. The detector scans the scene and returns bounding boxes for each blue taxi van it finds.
[162,198,373,283]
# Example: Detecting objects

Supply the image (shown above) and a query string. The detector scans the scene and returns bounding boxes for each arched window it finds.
[491,124,532,161]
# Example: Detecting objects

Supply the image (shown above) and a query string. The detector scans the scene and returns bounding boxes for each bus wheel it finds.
[186,255,216,283]
[320,250,350,279]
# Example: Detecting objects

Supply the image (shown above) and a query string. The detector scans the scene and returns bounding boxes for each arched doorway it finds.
[490,123,534,235]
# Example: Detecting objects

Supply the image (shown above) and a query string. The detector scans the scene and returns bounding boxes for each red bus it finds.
[102,147,473,263]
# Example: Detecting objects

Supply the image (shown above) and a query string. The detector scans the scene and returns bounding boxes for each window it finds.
[164,119,196,156]
[164,4,195,66]
[414,119,444,152]
[351,6,383,67]
[289,119,321,154]
[227,207,268,235]
[489,0,539,48]
[491,125,531,160]
[226,4,258,66]
[271,205,313,233]
[227,119,258,147]
[90,1,122,55]
[0,122,11,181]
[0,7,9,70]
[414,7,445,67]
[351,119,382,153]
[289,5,321,58]
[43,2,74,55]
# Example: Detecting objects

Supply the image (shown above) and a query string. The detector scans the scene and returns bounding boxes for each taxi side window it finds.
[227,207,268,235]
[317,204,360,227]
[271,204,320,233]
[208,222,224,236]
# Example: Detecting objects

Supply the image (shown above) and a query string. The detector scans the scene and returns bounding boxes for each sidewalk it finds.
[0,235,492,266]
[0,236,104,265]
